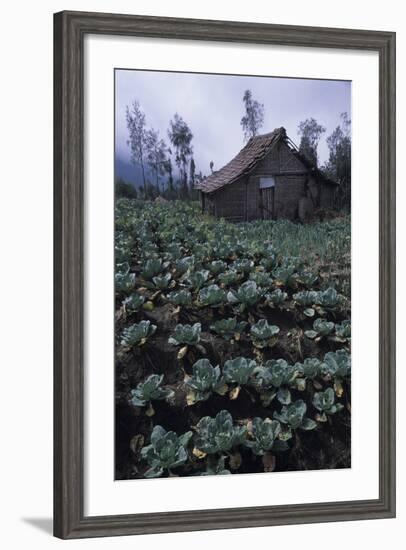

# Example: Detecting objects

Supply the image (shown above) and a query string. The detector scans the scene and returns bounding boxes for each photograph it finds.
[114,68,352,480]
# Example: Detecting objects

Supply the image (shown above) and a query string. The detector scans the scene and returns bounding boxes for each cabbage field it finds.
[115,200,351,479]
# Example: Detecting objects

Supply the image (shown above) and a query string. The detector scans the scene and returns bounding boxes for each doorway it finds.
[259,176,275,219]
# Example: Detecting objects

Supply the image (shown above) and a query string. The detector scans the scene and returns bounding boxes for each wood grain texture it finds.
[53,10,396,539]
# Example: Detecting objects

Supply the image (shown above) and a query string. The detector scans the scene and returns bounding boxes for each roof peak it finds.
[248,127,286,142]
[195,129,284,193]
[195,125,337,193]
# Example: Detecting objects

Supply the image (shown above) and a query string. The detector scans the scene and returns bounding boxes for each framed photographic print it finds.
[54,10,396,539]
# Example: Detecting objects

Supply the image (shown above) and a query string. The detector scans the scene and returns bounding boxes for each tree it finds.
[297,118,326,167]
[165,151,175,196]
[240,89,264,142]
[324,113,351,208]
[189,157,196,188]
[115,177,137,199]
[168,114,194,193]
[145,128,167,194]
[126,100,147,193]
[195,170,205,185]
[209,161,214,174]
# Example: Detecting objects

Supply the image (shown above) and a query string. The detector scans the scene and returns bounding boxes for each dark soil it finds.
[115,298,351,479]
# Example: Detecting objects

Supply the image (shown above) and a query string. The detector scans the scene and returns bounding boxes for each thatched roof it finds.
[195,127,336,194]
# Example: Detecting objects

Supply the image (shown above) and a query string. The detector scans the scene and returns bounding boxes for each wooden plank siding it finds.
[211,176,247,222]
[201,140,336,222]
[274,175,307,219]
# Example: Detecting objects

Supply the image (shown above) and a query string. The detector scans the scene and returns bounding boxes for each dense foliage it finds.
[115,200,351,478]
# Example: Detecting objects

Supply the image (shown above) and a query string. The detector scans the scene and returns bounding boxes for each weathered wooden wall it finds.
[319,183,335,208]
[247,143,310,220]
[211,176,247,222]
[274,175,307,219]
[202,142,336,222]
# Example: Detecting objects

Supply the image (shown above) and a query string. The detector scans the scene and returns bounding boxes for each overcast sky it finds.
[115,69,351,176]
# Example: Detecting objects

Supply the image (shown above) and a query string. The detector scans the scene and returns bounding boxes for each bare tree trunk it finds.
[155,169,160,195]
[139,145,146,194]
[141,163,146,194]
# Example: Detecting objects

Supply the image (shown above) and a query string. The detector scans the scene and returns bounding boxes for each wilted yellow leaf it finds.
[334,380,344,397]
[186,391,196,406]
[145,403,155,417]
[130,434,144,455]
[177,345,188,359]
[192,447,207,459]
[229,386,241,400]
[296,378,306,392]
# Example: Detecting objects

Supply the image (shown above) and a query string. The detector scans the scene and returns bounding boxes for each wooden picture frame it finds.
[54,10,396,539]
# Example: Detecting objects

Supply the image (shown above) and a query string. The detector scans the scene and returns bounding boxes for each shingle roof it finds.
[195,128,284,193]
[195,127,337,193]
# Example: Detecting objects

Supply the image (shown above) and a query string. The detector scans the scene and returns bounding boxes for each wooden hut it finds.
[195,127,338,222]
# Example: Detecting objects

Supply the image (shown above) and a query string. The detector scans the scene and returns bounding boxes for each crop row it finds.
[139,395,345,477]
[121,317,350,351]
[114,199,351,477]
[129,349,349,477]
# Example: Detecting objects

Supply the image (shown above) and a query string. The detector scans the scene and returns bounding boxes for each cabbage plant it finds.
[208,260,227,274]
[164,242,183,261]
[298,271,318,287]
[200,456,231,475]
[253,359,299,389]
[266,288,287,306]
[174,255,194,275]
[223,357,257,386]
[249,271,273,289]
[141,425,192,478]
[273,400,317,430]
[194,410,247,455]
[250,319,280,348]
[218,270,239,286]
[245,417,288,455]
[227,280,263,309]
[312,387,344,418]
[259,253,277,271]
[185,359,227,404]
[231,258,254,274]
[115,271,136,294]
[293,290,318,306]
[252,359,299,405]
[152,272,172,290]
[166,289,192,306]
[141,257,165,280]
[335,320,351,340]
[198,284,226,307]
[212,241,237,261]
[186,270,209,290]
[272,264,297,288]
[322,349,351,378]
[121,320,157,347]
[210,318,247,340]
[296,357,323,379]
[123,293,145,312]
[129,374,173,407]
[316,287,344,309]
[168,323,201,346]
[305,318,335,340]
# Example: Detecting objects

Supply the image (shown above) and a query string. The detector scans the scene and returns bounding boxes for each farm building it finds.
[195,127,338,222]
